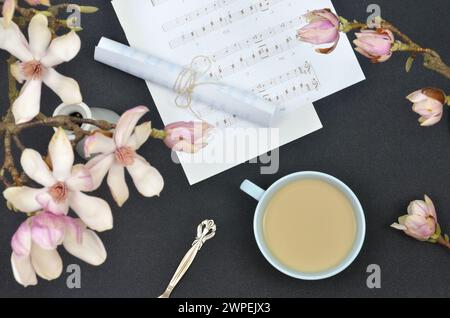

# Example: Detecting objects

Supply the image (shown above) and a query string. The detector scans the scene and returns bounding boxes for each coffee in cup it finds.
[241,172,365,280]
[263,178,357,273]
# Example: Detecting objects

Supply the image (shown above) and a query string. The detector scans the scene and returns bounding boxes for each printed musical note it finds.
[211,36,299,78]
[151,0,321,122]
[162,0,239,31]
[252,62,314,93]
[211,15,305,61]
[262,77,321,104]
[189,104,238,128]
[169,0,286,48]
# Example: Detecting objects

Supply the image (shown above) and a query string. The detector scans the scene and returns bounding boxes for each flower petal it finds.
[107,163,129,207]
[126,121,151,150]
[30,243,63,281]
[49,128,74,181]
[63,222,107,266]
[40,31,81,67]
[36,191,69,215]
[126,155,164,197]
[84,133,116,158]
[85,153,115,190]
[315,9,340,27]
[314,32,340,54]
[424,195,437,221]
[43,67,82,104]
[298,24,338,45]
[406,90,427,103]
[3,186,44,213]
[420,114,442,127]
[28,14,51,59]
[30,212,65,250]
[391,222,407,231]
[0,19,33,62]
[407,200,429,217]
[69,191,113,232]
[11,220,32,256]
[66,164,94,192]
[12,79,42,124]
[354,46,374,59]
[412,100,441,116]
[2,0,15,28]
[11,253,37,287]
[20,149,55,187]
[42,67,82,104]
[114,106,149,147]
[404,214,435,240]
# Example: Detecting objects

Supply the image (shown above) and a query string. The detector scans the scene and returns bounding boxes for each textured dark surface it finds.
[0,0,449,298]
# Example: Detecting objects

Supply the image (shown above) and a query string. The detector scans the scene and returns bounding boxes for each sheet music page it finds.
[111,0,364,185]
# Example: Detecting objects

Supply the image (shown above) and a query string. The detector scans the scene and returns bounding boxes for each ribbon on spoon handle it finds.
[158,220,217,298]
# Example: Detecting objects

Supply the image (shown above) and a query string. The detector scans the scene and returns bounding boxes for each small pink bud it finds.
[407,88,446,127]
[164,121,213,153]
[391,195,438,241]
[353,29,394,63]
[297,9,340,54]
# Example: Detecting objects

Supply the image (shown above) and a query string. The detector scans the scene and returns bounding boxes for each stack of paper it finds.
[110,0,365,184]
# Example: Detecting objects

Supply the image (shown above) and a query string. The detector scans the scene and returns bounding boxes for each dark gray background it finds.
[0,0,449,298]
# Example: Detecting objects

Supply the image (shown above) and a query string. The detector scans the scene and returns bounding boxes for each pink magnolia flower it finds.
[2,0,50,27]
[0,13,82,123]
[353,29,395,63]
[297,9,340,54]
[11,211,106,287]
[84,106,164,207]
[407,88,446,126]
[164,121,213,153]
[3,128,113,232]
[391,195,438,241]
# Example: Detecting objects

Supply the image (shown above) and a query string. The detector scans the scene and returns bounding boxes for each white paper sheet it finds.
[111,0,365,185]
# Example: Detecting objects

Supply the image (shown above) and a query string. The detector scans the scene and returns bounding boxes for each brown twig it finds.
[341,18,450,80]
[0,113,116,187]
[12,135,25,151]
[2,131,22,186]
[381,20,450,80]
[437,236,450,249]
[10,115,116,132]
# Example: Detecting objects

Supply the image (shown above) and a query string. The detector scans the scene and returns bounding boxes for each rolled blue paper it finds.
[94,37,279,127]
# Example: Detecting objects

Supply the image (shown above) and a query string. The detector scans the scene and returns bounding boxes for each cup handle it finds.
[240,180,265,201]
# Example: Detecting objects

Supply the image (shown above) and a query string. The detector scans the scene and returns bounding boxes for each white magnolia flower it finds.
[0,13,82,123]
[4,128,113,232]
[11,212,107,287]
[85,106,164,207]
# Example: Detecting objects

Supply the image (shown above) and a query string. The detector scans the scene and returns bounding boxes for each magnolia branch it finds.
[343,19,450,80]
[0,111,167,187]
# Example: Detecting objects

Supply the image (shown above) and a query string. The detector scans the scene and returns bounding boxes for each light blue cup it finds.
[240,171,366,280]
